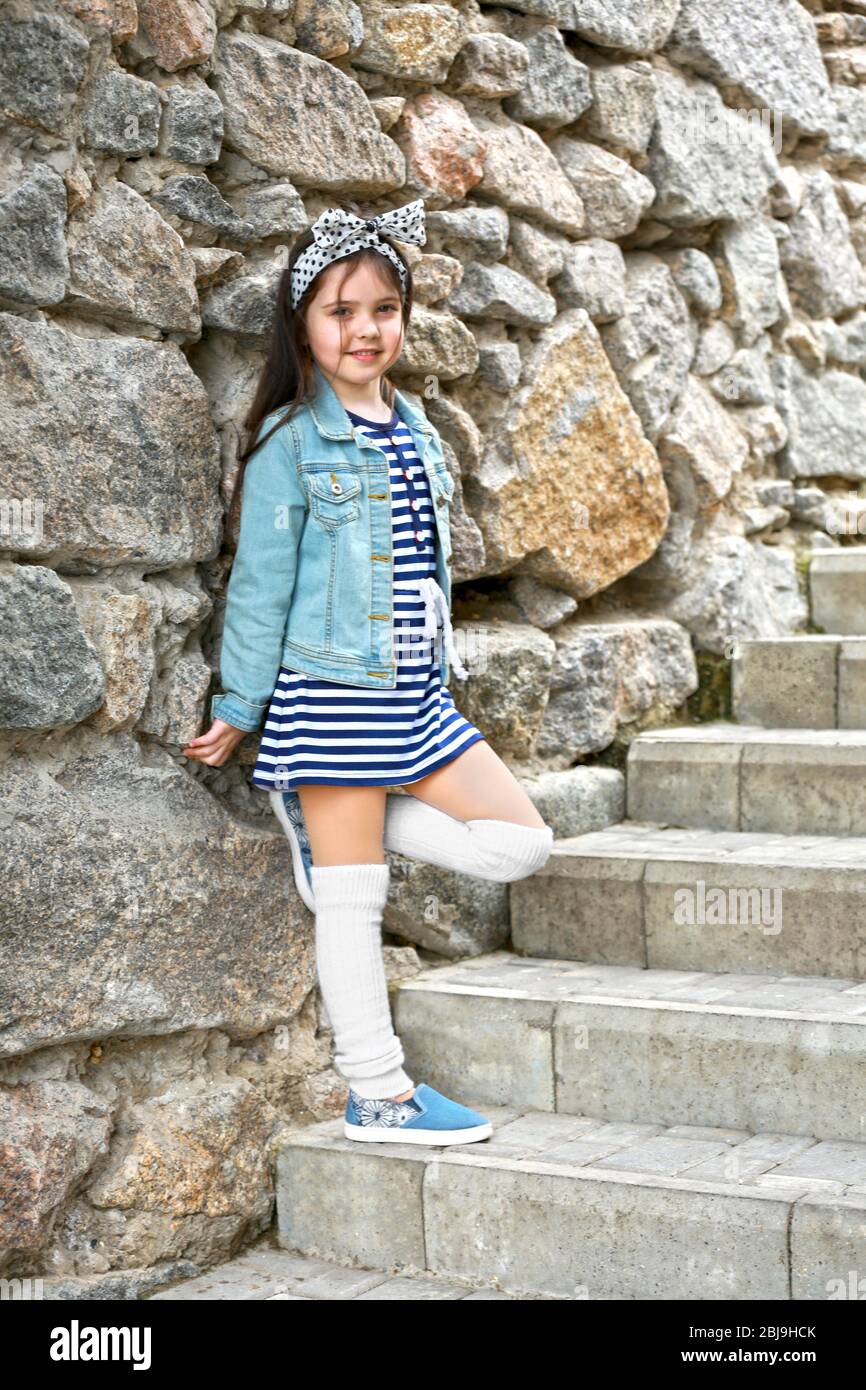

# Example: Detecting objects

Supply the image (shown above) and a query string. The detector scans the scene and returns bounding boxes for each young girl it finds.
[184,198,554,1146]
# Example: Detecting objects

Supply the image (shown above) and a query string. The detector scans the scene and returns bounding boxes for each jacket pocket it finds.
[431,467,455,561]
[308,471,362,527]
[434,469,455,502]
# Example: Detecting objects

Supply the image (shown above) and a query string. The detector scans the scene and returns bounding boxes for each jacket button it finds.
[331,482,343,494]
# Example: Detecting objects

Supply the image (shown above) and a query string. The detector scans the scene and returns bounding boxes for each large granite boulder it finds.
[467,308,670,594]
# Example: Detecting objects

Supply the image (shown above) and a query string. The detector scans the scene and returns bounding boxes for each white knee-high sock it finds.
[310,861,415,1101]
[383,793,554,882]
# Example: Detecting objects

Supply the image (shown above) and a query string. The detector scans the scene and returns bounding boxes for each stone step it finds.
[510,821,866,980]
[274,1096,866,1300]
[626,723,866,834]
[810,547,866,636]
[730,635,866,728]
[144,1234,543,1299]
[391,952,866,1142]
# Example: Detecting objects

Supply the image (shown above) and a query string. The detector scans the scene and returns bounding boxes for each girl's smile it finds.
[303,258,404,412]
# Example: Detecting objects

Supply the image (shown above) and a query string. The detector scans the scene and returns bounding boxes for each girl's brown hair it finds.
[225,200,415,539]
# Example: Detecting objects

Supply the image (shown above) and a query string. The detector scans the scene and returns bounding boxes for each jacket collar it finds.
[307,358,432,440]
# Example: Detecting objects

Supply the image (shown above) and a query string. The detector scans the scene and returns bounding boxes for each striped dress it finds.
[249,405,486,791]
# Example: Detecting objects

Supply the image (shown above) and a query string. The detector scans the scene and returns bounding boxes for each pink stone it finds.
[393,91,487,203]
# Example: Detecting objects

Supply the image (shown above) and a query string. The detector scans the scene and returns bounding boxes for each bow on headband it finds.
[290,198,426,309]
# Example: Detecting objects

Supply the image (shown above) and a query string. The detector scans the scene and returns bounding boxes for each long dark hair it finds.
[225,201,415,539]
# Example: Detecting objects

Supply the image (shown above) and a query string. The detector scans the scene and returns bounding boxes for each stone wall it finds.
[1,0,865,1286]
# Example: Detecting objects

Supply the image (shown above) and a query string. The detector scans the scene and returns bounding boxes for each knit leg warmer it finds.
[383,793,554,882]
[310,860,414,1101]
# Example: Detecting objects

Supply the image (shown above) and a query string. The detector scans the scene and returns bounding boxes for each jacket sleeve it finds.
[210,420,306,733]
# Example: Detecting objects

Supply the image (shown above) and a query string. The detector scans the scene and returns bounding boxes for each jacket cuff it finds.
[210,692,267,733]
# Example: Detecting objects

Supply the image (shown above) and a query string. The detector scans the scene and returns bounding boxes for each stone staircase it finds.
[272,548,866,1301]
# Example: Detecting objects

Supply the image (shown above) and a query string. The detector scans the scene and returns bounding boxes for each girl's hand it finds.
[183,719,249,766]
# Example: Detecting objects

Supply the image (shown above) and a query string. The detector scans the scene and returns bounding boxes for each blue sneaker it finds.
[344,1083,493,1146]
[269,788,315,912]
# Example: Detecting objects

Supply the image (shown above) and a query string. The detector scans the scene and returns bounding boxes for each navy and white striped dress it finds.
[250,406,485,791]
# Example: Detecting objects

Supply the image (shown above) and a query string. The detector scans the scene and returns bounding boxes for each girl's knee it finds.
[465,818,554,882]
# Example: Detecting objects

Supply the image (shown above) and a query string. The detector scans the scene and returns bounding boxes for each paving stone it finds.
[587,1135,734,1176]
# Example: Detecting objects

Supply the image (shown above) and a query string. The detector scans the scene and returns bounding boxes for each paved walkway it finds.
[145,1234,557,1300]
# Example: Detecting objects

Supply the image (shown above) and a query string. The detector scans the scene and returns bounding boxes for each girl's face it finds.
[302,257,405,389]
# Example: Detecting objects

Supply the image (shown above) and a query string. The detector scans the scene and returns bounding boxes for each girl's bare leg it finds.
[403,737,546,826]
[298,784,387,864]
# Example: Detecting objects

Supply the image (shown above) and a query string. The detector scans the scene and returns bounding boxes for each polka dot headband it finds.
[290,198,426,310]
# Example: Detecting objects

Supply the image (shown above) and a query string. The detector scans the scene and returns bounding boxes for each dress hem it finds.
[250,731,487,792]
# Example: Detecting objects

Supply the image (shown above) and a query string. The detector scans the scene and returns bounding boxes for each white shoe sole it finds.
[344,1120,493,1145]
[269,789,316,913]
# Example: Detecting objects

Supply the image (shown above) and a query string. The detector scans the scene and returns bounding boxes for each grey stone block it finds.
[555,999,866,1142]
[276,1134,428,1270]
[511,849,646,965]
[810,548,866,635]
[422,1162,790,1299]
[627,726,741,829]
[839,641,866,728]
[732,637,839,727]
[643,856,865,978]
[741,734,866,832]
[790,1191,866,1299]
[394,984,556,1111]
[627,725,866,834]
[513,824,866,979]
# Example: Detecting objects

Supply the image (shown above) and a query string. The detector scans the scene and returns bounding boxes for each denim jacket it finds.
[210,359,458,733]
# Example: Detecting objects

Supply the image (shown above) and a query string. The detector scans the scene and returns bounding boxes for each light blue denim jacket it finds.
[210,359,457,733]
